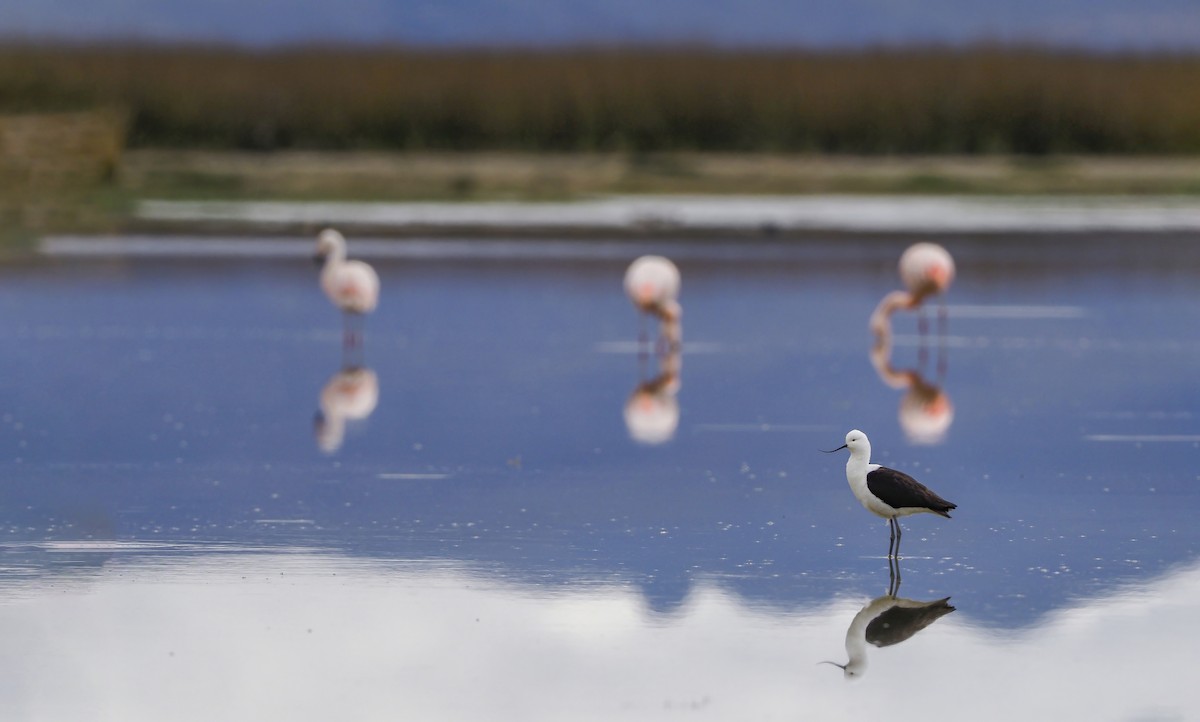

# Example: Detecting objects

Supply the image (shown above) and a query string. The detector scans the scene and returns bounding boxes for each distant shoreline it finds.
[123,150,1200,202]
[10,149,1200,256]
[129,193,1200,236]
[116,150,1200,237]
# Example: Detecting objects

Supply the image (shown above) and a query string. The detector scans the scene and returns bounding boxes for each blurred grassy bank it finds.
[0,109,128,253]
[6,44,1200,247]
[5,44,1200,154]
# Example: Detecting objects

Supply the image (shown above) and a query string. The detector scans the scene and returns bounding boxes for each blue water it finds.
[2,235,1199,719]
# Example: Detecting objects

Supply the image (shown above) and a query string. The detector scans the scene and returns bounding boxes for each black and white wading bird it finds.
[823,429,956,558]
[820,558,956,680]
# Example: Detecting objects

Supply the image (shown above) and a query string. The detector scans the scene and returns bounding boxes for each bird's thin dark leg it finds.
[888,553,902,596]
[894,519,904,559]
[341,313,366,368]
[355,314,366,364]
[636,319,651,383]
[887,518,896,559]
[918,310,929,369]
[638,313,649,361]
[937,298,949,379]
[343,309,355,369]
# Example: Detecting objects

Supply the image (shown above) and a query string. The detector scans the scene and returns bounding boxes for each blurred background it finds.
[5,0,1200,247]
[5,4,1200,720]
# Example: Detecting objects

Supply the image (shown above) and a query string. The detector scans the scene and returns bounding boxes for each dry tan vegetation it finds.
[5,45,1200,154]
[0,109,127,242]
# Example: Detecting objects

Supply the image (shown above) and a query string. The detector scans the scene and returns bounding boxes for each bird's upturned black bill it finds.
[820,444,848,453]
[312,253,327,268]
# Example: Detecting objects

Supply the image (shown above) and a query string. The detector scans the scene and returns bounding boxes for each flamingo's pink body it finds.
[316,229,379,316]
[870,243,955,334]
[899,242,955,304]
[315,229,379,355]
[624,255,681,323]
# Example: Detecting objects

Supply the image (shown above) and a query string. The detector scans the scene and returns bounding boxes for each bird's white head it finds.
[845,429,871,458]
[822,429,871,460]
[314,228,347,266]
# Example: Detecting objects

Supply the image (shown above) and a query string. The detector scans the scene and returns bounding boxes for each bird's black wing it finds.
[866,598,956,648]
[866,467,957,516]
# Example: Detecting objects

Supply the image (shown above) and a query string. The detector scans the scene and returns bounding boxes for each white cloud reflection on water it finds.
[0,554,1195,721]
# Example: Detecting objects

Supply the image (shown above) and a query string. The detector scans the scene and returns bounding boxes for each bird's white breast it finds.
[847,461,893,518]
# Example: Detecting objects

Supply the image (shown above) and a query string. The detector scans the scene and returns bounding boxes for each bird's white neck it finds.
[846,441,872,470]
[836,595,895,679]
[845,441,874,498]
[319,247,348,286]
[869,290,916,335]
[324,243,347,266]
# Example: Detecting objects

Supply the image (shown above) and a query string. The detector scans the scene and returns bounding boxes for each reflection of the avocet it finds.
[624,340,682,445]
[870,316,953,444]
[822,557,956,680]
[314,365,379,454]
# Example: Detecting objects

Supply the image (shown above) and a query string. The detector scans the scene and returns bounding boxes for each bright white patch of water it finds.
[1084,434,1200,443]
[946,305,1088,319]
[132,196,1200,233]
[0,554,1196,721]
[692,423,836,433]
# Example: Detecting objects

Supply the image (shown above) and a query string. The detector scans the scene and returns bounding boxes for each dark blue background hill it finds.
[5,0,1200,50]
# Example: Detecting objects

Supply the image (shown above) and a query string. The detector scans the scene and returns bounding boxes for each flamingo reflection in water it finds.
[314,365,379,454]
[624,343,682,445]
[821,557,956,681]
[314,228,379,364]
[871,313,954,445]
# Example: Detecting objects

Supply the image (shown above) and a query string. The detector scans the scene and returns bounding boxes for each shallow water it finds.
[3,234,1200,719]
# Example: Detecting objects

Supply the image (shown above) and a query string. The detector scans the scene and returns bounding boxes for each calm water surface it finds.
[2,234,1199,720]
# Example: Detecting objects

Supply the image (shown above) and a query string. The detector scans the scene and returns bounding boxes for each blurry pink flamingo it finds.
[314,228,379,356]
[870,242,955,372]
[624,255,682,353]
[869,242,955,337]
